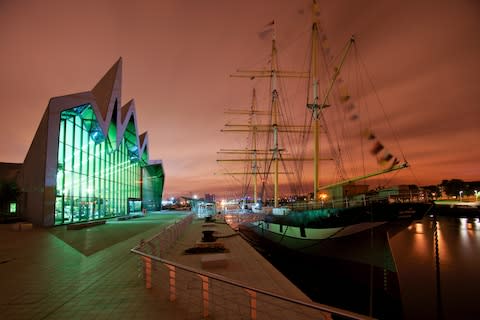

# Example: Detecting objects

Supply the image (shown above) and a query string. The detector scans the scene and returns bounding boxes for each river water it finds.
[261,214,480,319]
[390,215,480,320]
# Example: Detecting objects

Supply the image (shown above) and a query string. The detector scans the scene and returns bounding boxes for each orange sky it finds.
[0,0,479,199]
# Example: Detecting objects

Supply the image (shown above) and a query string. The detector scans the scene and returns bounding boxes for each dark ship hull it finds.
[238,202,429,270]
[238,202,430,318]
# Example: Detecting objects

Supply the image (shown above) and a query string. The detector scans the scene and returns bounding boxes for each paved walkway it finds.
[0,212,191,319]
[160,218,311,301]
[0,212,314,319]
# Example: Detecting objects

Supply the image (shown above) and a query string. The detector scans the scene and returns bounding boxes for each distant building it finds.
[204,193,216,203]
[378,185,424,202]
[328,184,369,199]
[0,59,164,226]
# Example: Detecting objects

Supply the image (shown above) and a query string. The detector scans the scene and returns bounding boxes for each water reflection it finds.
[259,213,480,319]
[391,214,480,320]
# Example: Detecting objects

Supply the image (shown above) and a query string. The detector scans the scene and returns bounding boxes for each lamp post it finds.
[459,190,463,202]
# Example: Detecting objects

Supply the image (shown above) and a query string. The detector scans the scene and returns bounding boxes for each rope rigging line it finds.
[259,156,275,202]
[355,42,408,163]
[334,57,358,179]
[317,34,349,182]
[353,46,368,179]
[218,163,248,200]
[279,153,300,196]
[277,89,306,194]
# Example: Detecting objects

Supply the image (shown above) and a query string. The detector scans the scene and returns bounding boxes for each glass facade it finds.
[54,104,143,225]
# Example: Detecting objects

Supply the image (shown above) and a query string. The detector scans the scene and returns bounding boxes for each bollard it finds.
[198,275,209,318]
[143,256,152,289]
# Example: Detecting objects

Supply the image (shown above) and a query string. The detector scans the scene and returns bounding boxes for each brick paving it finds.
[161,218,311,301]
[0,212,191,319]
[0,212,316,320]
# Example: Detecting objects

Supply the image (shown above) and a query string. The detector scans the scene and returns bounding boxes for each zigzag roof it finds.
[94,58,150,162]
[44,58,154,165]
[20,59,163,226]
[117,99,149,159]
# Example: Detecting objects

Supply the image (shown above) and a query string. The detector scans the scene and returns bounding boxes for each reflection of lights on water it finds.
[465,218,479,230]
[409,222,424,234]
[459,218,480,230]
[460,217,467,228]
[459,217,470,243]
[458,217,479,242]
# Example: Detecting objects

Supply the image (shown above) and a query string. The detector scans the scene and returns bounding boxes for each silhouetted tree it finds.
[440,179,465,196]
[422,185,440,196]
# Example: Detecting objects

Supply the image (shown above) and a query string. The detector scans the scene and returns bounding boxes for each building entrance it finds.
[128,198,142,214]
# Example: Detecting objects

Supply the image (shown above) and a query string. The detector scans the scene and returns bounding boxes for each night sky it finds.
[1,0,479,198]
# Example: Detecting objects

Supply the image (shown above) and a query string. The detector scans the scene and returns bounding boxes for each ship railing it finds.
[130,216,374,320]
[285,194,399,212]
[284,198,353,211]
[222,213,266,230]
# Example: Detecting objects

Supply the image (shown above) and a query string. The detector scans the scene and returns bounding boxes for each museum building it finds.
[0,59,164,227]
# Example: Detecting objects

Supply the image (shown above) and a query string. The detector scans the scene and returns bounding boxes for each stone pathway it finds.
[0,212,190,319]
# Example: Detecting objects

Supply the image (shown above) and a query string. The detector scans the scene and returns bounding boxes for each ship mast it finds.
[307,14,320,201]
[309,0,408,195]
[230,23,308,208]
[217,88,268,205]
[308,0,355,200]
[251,89,259,204]
[270,31,281,208]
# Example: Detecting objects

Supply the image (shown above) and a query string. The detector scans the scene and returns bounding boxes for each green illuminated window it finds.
[9,202,16,214]
[54,104,142,225]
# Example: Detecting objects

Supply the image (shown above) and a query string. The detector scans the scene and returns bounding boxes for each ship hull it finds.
[238,202,429,318]
[238,202,429,271]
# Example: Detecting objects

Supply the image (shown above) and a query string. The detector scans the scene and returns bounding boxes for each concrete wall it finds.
[21,108,49,226]
[21,93,94,226]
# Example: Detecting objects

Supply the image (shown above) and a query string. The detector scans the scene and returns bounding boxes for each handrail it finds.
[130,248,374,320]
[130,212,375,320]
[285,192,429,212]
[134,213,194,250]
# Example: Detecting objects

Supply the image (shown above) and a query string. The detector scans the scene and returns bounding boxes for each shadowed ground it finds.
[48,213,184,256]
[0,211,192,320]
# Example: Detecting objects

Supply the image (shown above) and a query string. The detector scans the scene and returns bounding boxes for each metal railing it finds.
[137,213,194,257]
[223,213,266,231]
[285,193,429,212]
[130,214,374,320]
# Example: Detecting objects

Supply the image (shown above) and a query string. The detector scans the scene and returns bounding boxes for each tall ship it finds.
[218,0,430,282]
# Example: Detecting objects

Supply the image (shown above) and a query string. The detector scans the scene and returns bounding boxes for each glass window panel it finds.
[55,104,144,225]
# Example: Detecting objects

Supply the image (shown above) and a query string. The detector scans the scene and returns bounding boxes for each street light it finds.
[459,190,463,202]
[475,190,478,201]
